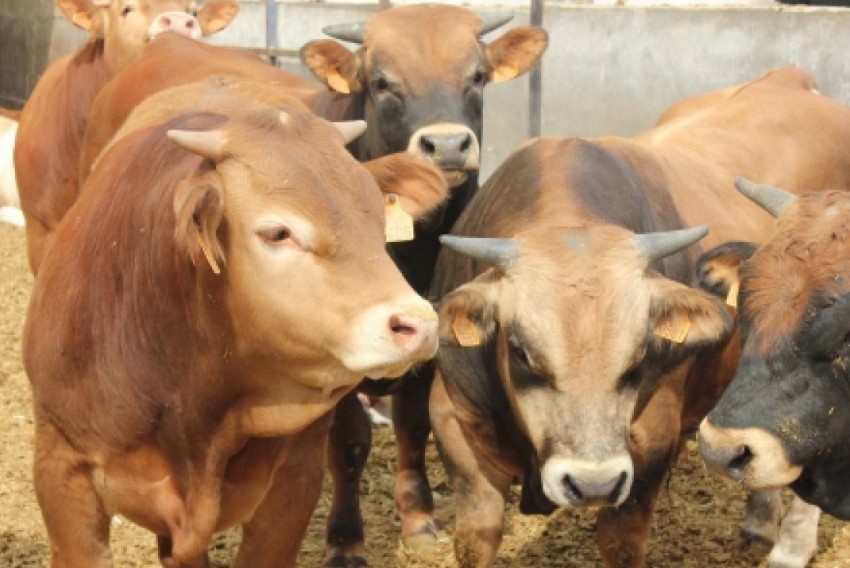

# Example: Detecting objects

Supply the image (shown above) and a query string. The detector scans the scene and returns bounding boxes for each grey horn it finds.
[440,235,520,270]
[734,177,796,218]
[322,22,366,44]
[478,12,514,35]
[633,225,710,263]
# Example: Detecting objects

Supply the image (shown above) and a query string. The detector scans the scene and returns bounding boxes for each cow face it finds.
[438,224,731,508]
[55,0,240,72]
[300,4,548,188]
[699,186,850,519]
[168,108,444,391]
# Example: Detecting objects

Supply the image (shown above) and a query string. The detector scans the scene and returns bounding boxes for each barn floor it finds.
[1,222,848,567]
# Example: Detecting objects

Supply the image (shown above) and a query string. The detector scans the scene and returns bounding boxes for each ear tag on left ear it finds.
[326,70,351,94]
[654,312,692,344]
[385,194,415,243]
[452,312,481,347]
[726,281,739,309]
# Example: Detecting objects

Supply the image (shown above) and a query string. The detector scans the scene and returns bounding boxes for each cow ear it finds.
[438,273,501,347]
[696,241,758,308]
[649,279,734,348]
[486,26,548,83]
[363,154,448,221]
[300,39,362,94]
[197,0,240,36]
[55,0,101,32]
[173,176,225,275]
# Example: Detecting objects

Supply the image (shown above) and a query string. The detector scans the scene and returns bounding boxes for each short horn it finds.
[440,235,520,270]
[634,225,709,263]
[322,22,366,44]
[478,12,514,35]
[333,120,367,144]
[167,129,228,161]
[735,177,796,218]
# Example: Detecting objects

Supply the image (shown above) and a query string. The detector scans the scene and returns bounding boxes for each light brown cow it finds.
[427,65,850,568]
[15,0,239,274]
[24,85,448,566]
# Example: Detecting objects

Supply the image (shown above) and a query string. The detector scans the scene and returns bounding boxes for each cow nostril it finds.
[185,20,195,29]
[608,472,628,504]
[161,16,172,27]
[727,445,754,479]
[562,474,582,501]
[459,134,471,153]
[389,315,417,338]
[419,137,436,156]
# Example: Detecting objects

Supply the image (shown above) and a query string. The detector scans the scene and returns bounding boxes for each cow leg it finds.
[323,391,371,567]
[393,364,441,550]
[766,496,821,568]
[430,374,511,568]
[33,416,113,568]
[157,536,211,568]
[234,416,332,568]
[740,488,783,544]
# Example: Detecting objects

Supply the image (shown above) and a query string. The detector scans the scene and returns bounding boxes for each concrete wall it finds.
[2,2,849,179]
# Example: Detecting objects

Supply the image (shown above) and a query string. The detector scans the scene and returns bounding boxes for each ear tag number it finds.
[452,313,481,347]
[654,312,692,344]
[726,281,739,308]
[385,194,415,243]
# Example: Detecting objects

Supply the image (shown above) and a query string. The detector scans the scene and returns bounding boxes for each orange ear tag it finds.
[726,281,739,309]
[452,313,481,347]
[326,70,351,94]
[385,194,415,243]
[654,312,692,344]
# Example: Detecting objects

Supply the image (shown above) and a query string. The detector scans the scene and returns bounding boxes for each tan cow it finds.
[24,83,448,566]
[427,65,850,568]
[15,0,239,274]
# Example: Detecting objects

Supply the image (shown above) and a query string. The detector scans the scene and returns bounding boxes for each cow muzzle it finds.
[148,11,202,40]
[407,123,480,188]
[698,418,803,489]
[540,455,633,508]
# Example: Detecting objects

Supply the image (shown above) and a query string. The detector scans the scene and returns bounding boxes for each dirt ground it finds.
[1,222,849,567]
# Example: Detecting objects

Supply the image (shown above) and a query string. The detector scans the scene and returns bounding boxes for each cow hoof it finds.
[401,522,450,559]
[322,553,368,568]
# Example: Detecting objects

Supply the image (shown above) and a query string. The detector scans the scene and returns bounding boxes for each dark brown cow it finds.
[15,0,239,274]
[426,65,850,568]
[24,82,449,566]
[697,182,850,559]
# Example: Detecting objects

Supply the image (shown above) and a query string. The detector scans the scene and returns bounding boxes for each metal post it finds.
[266,0,278,66]
[528,0,543,138]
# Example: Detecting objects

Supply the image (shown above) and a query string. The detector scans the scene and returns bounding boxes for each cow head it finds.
[699,179,850,519]
[55,0,240,72]
[299,4,548,188]
[168,108,445,389]
[438,223,731,508]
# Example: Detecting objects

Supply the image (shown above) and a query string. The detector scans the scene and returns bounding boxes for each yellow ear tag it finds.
[385,194,415,243]
[491,62,519,83]
[654,312,692,344]
[726,281,739,309]
[326,70,351,94]
[452,313,481,347]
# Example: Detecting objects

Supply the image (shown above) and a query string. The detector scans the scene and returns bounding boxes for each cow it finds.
[15,0,239,274]
[698,181,850,524]
[0,114,23,227]
[23,84,450,567]
[425,65,850,568]
[73,7,548,564]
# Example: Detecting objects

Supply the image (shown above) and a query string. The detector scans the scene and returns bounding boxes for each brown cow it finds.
[15,0,239,274]
[427,65,850,568]
[24,88,448,567]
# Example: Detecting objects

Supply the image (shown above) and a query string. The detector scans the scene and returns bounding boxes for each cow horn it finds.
[167,129,228,161]
[734,177,796,218]
[478,12,514,35]
[633,225,709,262]
[440,235,520,269]
[322,22,366,44]
[333,120,367,144]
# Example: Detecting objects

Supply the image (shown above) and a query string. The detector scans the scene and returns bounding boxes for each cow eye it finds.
[122,5,134,16]
[509,338,531,367]
[471,69,487,87]
[258,226,292,246]
[372,77,390,93]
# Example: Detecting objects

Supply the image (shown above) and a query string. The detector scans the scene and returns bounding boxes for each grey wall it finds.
[2,2,850,179]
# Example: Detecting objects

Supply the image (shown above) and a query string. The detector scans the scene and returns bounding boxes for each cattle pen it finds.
[3,0,850,567]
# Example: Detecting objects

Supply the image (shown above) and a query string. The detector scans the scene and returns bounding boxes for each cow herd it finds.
[2,1,850,567]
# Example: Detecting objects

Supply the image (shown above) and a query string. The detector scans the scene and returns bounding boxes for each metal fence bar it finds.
[528,0,543,138]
